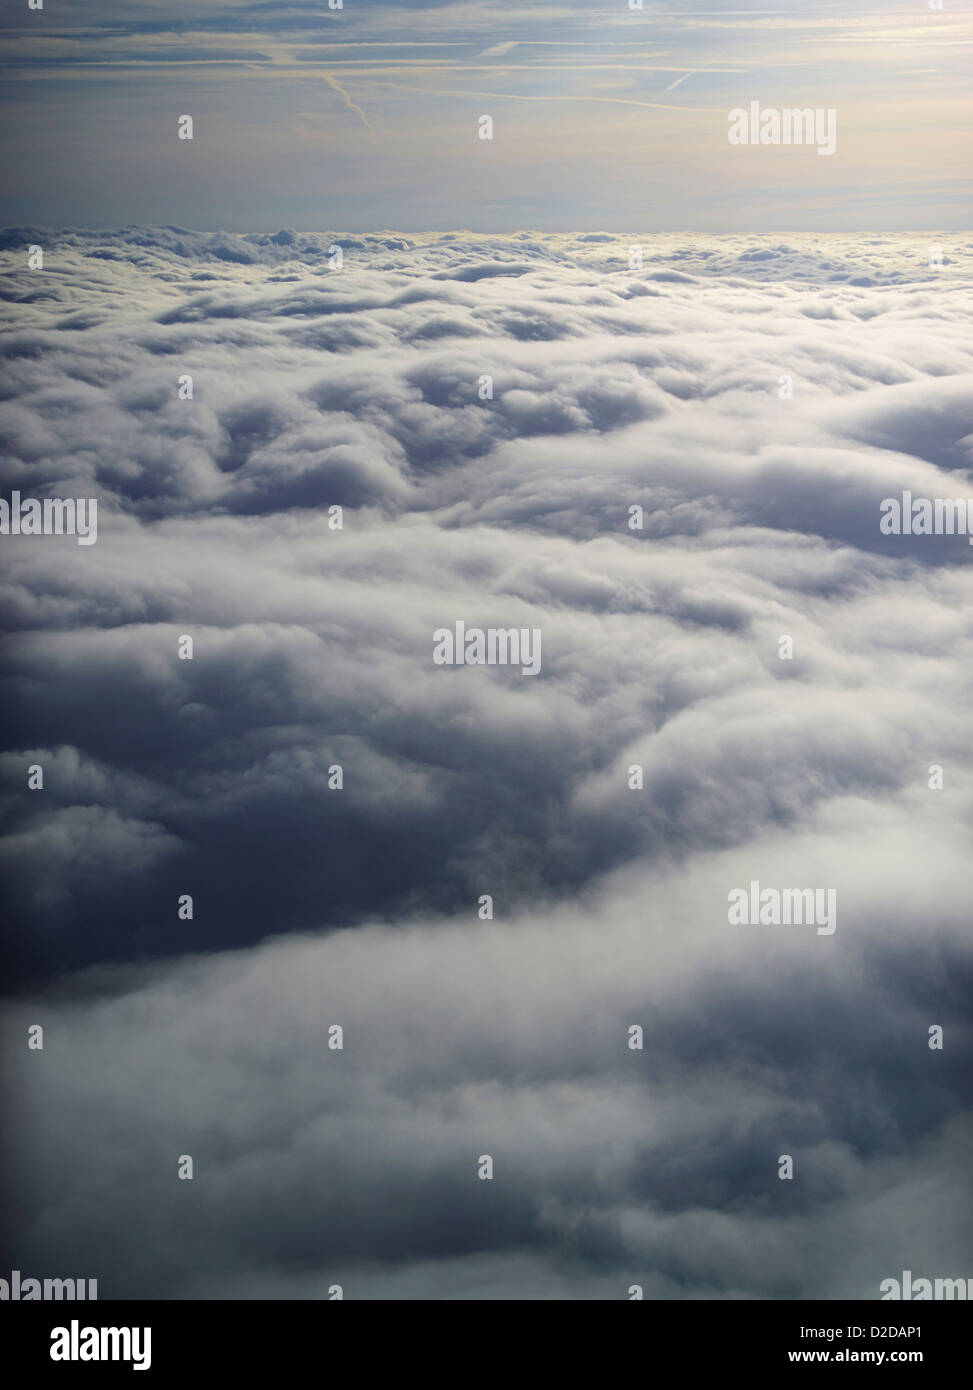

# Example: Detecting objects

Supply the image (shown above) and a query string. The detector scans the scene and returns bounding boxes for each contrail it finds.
[358,80,723,113]
[665,50,729,94]
[324,73,373,133]
[665,69,703,92]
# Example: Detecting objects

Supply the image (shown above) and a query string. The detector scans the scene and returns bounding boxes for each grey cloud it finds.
[1,825,970,1296]
[1,228,971,1298]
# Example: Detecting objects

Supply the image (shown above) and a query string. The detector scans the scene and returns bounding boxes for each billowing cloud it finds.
[1,229,971,1297]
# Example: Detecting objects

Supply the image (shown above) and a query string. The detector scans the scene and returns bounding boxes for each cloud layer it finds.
[1,229,972,1297]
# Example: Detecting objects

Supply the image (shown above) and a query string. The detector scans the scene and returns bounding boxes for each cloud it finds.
[2,822,971,1297]
[1,228,971,1297]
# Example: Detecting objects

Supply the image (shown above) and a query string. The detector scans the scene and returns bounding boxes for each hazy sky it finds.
[1,0,970,230]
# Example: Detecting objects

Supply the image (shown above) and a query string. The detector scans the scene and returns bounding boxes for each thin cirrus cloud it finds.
[0,0,970,228]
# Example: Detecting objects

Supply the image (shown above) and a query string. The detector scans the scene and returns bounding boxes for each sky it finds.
[0,0,971,230]
[0,0,971,1308]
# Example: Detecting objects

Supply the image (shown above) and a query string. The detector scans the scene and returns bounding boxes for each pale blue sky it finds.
[1,0,970,228]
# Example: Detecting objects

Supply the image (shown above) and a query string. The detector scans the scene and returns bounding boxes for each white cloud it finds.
[1,228,971,1297]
